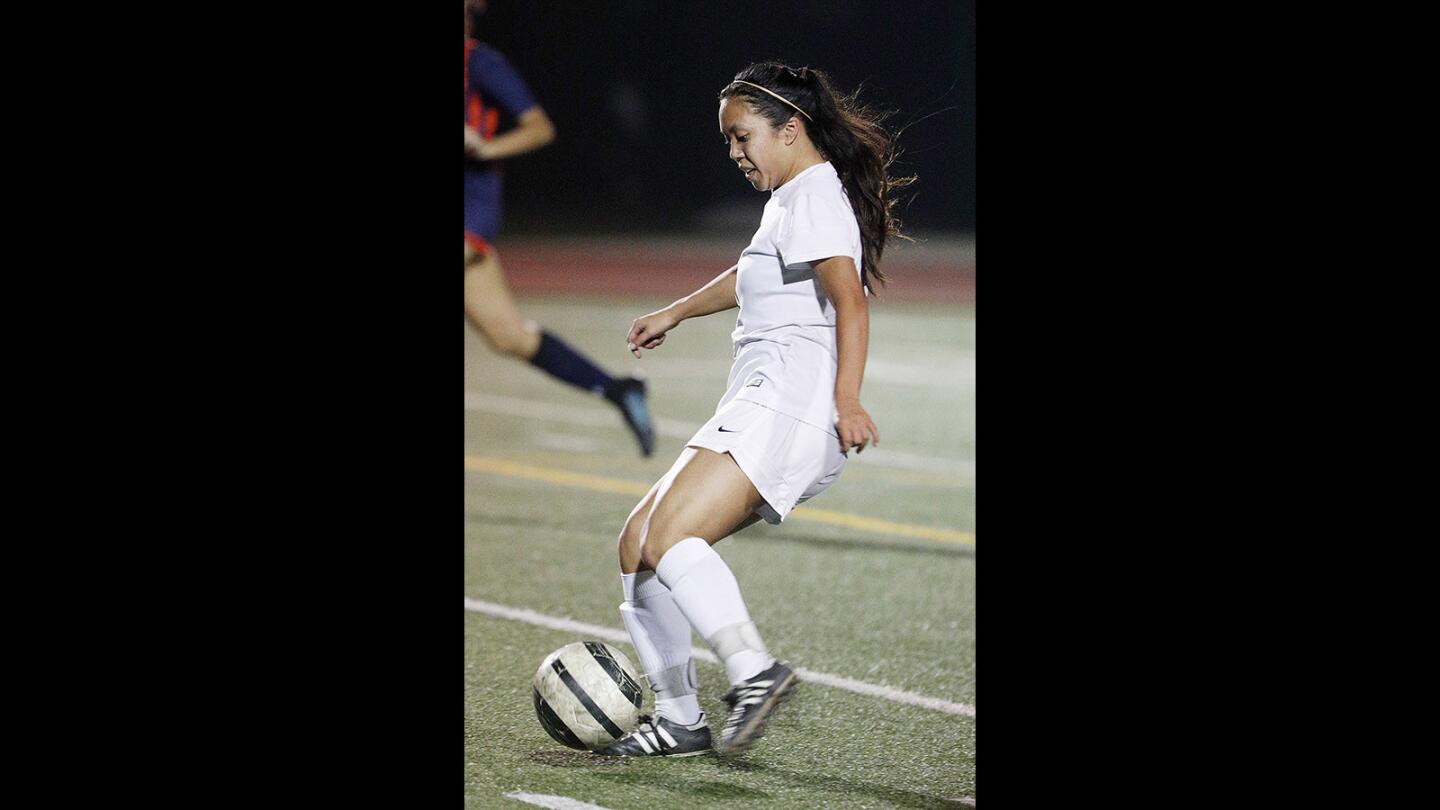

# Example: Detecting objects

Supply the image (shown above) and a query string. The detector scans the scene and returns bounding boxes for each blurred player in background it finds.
[598,62,914,757]
[465,0,654,456]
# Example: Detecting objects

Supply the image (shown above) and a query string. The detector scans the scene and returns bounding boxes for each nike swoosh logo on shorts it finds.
[717,426,739,433]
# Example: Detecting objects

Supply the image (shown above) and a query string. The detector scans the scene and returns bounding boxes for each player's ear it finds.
[782,117,800,146]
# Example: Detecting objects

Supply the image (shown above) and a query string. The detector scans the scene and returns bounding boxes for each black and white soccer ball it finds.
[531,641,644,750]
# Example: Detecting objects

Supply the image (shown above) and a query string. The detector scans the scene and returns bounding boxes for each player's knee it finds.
[617,522,643,570]
[487,333,525,358]
[477,324,531,359]
[618,510,643,548]
[638,530,684,571]
[638,506,678,569]
[638,539,663,572]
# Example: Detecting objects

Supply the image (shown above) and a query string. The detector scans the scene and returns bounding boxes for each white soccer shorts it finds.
[685,399,846,524]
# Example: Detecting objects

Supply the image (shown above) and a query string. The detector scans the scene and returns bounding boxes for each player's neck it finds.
[772,148,826,190]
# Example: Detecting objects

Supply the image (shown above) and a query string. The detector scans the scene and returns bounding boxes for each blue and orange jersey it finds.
[465,38,539,139]
[465,39,541,250]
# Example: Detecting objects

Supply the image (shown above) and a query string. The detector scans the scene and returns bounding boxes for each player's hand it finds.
[464,126,487,160]
[835,398,879,455]
[627,309,681,358]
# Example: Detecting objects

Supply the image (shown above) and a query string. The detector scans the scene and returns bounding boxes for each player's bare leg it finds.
[637,450,762,561]
[464,243,542,360]
[619,448,764,574]
[619,480,663,575]
[464,240,654,455]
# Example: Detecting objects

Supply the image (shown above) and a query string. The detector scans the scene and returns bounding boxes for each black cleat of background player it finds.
[605,376,655,457]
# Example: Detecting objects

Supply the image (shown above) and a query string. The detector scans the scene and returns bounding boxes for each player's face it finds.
[719,97,790,192]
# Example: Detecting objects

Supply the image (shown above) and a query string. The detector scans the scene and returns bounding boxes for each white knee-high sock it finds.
[654,537,775,686]
[619,571,700,725]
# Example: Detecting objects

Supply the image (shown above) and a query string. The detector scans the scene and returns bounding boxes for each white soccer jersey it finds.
[717,161,863,435]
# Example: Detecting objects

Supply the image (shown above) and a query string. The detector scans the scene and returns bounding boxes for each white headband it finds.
[730,80,813,122]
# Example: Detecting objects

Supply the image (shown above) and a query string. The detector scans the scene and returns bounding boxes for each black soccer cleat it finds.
[605,376,655,457]
[716,660,798,756]
[592,713,713,758]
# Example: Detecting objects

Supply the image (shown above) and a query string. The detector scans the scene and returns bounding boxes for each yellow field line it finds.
[464,455,975,546]
[465,455,650,496]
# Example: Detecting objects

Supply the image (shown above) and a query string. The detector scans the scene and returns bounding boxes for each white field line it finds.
[505,787,972,808]
[464,391,974,480]
[465,597,975,719]
[504,791,613,810]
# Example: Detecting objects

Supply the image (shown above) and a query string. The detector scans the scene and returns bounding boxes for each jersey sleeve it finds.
[776,192,860,273]
[468,45,540,118]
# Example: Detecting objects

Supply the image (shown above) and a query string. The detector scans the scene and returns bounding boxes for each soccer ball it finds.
[531,640,644,750]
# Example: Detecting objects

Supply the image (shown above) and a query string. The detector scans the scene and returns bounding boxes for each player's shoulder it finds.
[787,163,846,200]
[467,40,515,70]
[784,171,851,218]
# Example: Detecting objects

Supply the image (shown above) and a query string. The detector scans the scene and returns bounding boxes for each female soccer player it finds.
[598,62,912,757]
[464,0,653,455]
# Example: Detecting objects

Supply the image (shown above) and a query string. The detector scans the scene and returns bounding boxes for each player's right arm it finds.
[467,45,553,160]
[467,107,555,161]
[627,265,738,357]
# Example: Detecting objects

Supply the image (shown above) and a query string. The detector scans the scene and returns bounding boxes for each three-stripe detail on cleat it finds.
[630,721,678,754]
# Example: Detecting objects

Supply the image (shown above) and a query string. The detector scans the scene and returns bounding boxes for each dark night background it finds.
[474,0,975,237]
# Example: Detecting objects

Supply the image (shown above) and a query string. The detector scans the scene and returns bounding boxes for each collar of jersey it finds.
[770,161,835,198]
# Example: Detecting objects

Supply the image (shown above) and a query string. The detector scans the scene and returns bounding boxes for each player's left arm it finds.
[814,255,879,454]
[468,106,556,161]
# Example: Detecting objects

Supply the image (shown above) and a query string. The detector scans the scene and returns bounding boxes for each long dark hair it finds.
[720,62,914,290]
